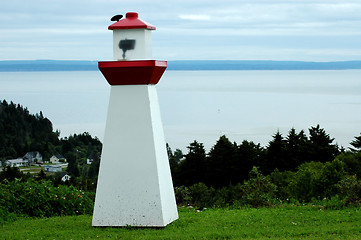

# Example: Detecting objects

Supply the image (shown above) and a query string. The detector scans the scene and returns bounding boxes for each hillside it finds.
[0,100,102,186]
[0,100,59,160]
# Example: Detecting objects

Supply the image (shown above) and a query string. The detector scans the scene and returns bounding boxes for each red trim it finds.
[98,60,167,85]
[108,12,156,30]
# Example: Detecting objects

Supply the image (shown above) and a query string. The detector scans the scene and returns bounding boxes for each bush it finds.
[270,169,294,200]
[174,168,278,208]
[288,161,324,202]
[0,166,28,182]
[188,182,215,208]
[175,183,243,208]
[337,175,361,205]
[287,160,347,202]
[213,184,243,208]
[0,179,94,219]
[239,167,277,207]
[173,162,355,209]
[175,184,214,208]
[0,206,17,225]
[309,195,347,210]
[174,186,191,206]
[318,159,346,197]
[336,152,361,179]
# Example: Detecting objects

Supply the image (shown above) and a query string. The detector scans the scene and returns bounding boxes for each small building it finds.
[87,157,93,165]
[23,151,43,164]
[87,153,99,165]
[44,165,62,173]
[50,154,66,164]
[6,158,28,167]
[61,174,71,182]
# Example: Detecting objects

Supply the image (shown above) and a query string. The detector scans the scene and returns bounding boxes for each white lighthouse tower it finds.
[92,12,178,227]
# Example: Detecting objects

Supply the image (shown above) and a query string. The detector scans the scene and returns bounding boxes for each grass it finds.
[1,206,361,239]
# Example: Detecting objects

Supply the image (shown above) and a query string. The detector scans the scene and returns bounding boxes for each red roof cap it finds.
[108,12,156,30]
[98,60,167,85]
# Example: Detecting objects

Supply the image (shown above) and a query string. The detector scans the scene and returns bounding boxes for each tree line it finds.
[168,126,360,188]
[165,127,361,207]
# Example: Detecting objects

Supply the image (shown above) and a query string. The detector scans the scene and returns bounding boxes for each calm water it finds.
[1,70,360,151]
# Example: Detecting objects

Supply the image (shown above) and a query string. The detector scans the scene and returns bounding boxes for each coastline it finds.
[0,60,361,72]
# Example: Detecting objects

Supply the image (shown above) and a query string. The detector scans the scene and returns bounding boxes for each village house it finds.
[5,158,28,167]
[23,151,43,164]
[50,154,66,164]
[59,173,71,182]
[87,157,93,165]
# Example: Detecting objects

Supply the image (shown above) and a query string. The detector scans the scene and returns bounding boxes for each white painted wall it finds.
[113,29,152,60]
[92,85,178,227]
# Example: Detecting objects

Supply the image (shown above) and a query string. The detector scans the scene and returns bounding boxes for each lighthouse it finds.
[92,12,178,227]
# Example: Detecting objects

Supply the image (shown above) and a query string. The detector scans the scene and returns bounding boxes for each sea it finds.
[1,70,360,152]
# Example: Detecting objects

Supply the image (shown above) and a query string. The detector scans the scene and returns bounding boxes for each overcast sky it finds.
[1,0,361,61]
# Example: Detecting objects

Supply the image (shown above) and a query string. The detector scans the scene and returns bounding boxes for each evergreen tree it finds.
[350,133,361,152]
[173,149,184,163]
[206,135,238,187]
[285,128,309,171]
[237,140,265,182]
[166,143,178,172]
[178,141,206,186]
[168,145,184,183]
[88,154,100,179]
[65,151,80,177]
[263,131,287,173]
[308,125,339,163]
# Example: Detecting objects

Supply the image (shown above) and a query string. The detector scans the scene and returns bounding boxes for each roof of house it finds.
[58,173,70,178]
[23,151,42,159]
[53,154,65,159]
[7,158,27,163]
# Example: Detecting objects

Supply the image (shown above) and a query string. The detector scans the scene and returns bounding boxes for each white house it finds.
[61,174,71,182]
[50,154,66,164]
[87,157,93,165]
[6,158,28,167]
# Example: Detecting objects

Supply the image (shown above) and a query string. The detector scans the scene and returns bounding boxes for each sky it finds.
[1,0,361,61]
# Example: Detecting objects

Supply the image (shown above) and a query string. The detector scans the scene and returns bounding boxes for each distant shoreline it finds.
[0,60,361,71]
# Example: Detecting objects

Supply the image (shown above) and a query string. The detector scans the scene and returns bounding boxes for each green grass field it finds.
[1,206,361,239]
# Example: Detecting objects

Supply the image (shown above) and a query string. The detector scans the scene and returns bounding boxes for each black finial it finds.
[111,15,123,22]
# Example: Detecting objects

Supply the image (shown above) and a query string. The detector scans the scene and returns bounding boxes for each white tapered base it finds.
[92,85,178,227]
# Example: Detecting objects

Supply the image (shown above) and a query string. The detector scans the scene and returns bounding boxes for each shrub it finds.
[288,161,323,202]
[0,166,28,182]
[337,175,361,205]
[309,195,347,210]
[188,182,215,208]
[335,152,361,179]
[174,186,191,206]
[0,206,17,225]
[239,167,277,207]
[318,159,346,197]
[270,169,294,200]
[213,184,243,208]
[287,160,347,202]
[0,179,94,218]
